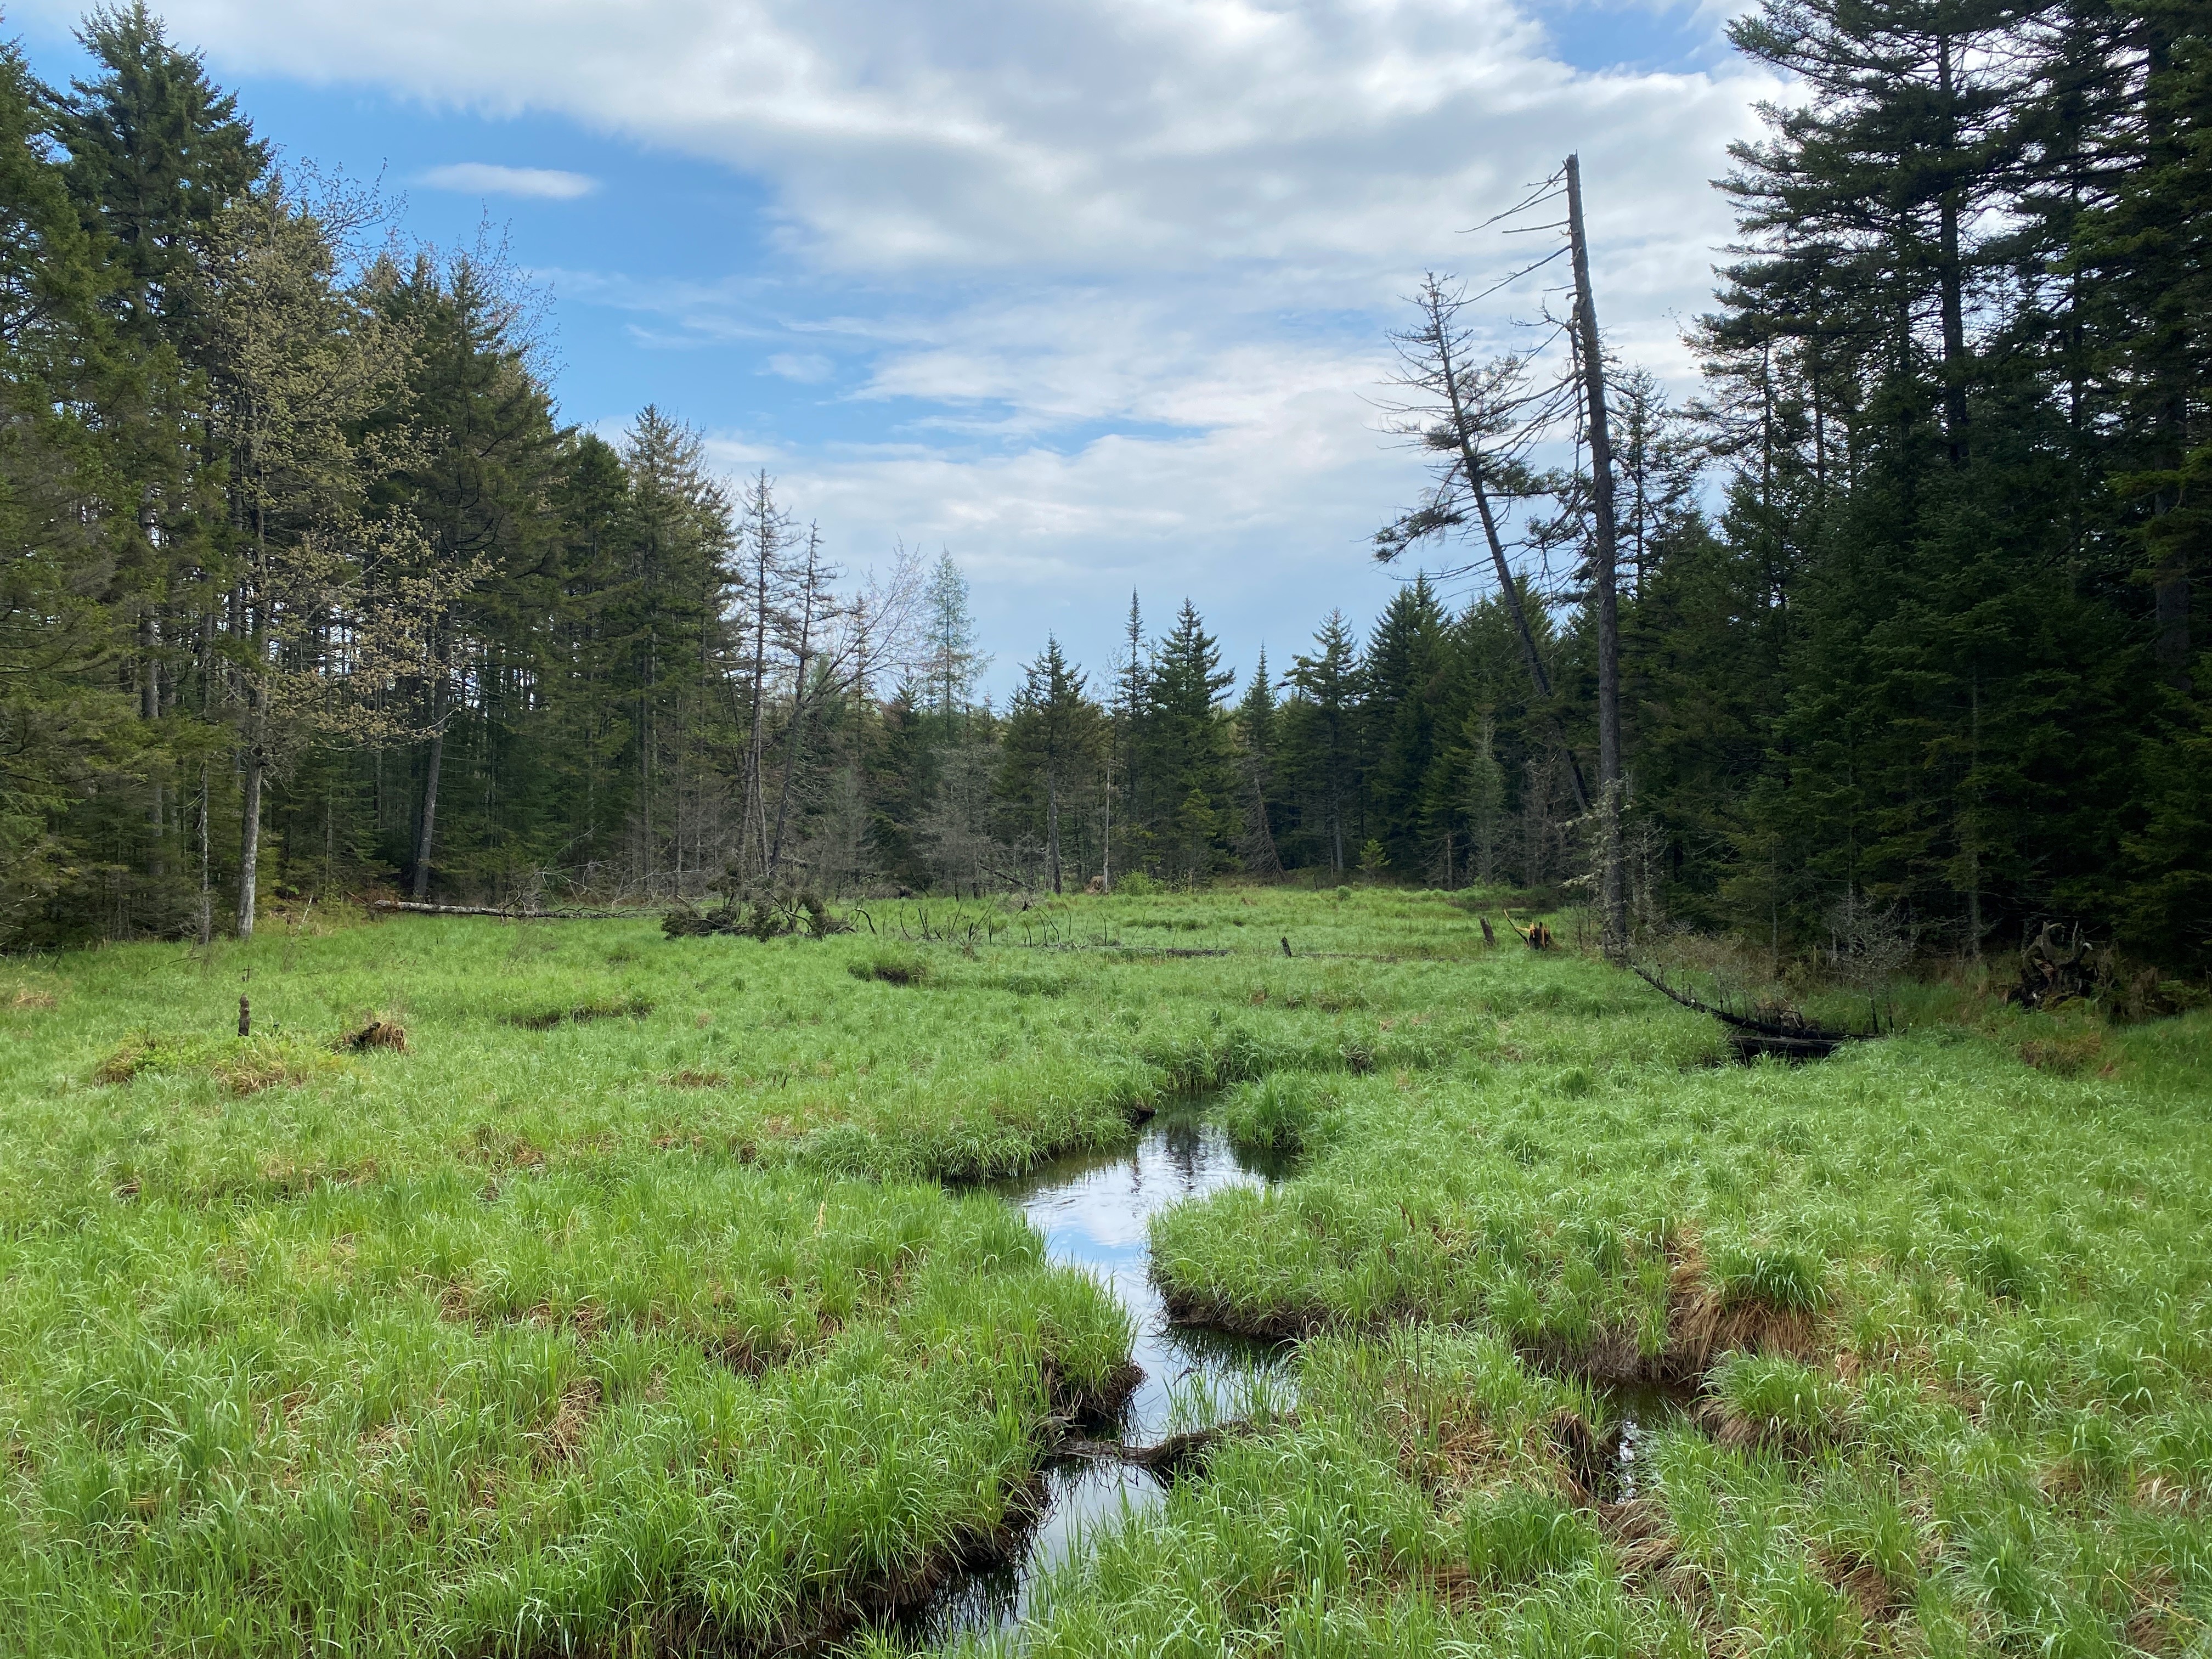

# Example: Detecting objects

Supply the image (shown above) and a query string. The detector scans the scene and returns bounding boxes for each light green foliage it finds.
[1223,1072,1341,1155]
[1707,1353,1848,1446]
[1713,1242,1830,1314]
[3,885,2209,1654]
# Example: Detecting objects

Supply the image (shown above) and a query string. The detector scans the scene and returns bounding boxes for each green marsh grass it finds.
[2,887,2207,1654]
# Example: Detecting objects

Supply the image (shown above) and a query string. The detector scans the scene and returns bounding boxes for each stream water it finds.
[900,1107,1294,1643]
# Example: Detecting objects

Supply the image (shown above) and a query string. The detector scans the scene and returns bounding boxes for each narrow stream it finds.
[901,1106,1293,1643]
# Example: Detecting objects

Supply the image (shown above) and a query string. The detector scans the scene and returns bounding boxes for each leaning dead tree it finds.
[1375,277,1591,814]
[1376,159,1632,958]
[1631,964,1877,1061]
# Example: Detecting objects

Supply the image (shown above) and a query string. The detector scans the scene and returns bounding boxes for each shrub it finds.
[1113,872,1161,897]
[798,892,850,936]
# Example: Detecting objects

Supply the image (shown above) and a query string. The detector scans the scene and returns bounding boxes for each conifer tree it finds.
[998,637,1103,892]
[1279,610,1364,873]
[1142,600,1234,878]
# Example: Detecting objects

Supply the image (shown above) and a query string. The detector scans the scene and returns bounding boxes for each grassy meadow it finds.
[1,887,2207,1655]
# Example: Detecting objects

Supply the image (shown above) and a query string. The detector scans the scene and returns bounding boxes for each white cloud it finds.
[417,161,597,199]
[764,352,836,383]
[52,0,1772,290]
[697,329,1435,685]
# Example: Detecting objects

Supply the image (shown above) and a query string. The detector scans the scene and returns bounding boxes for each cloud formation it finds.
[57,0,1770,294]
[20,0,1782,675]
[417,161,597,199]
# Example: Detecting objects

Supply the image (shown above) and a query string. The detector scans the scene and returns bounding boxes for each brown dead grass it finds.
[2021,1028,2106,1076]
[531,1375,602,1470]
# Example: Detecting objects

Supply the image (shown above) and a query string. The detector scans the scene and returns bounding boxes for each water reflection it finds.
[901,1108,1290,1644]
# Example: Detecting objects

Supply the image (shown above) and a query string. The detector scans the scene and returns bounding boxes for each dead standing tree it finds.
[1565,154,1627,961]
[1375,275,1592,814]
[732,472,800,886]
[763,540,927,884]
[1377,156,1630,958]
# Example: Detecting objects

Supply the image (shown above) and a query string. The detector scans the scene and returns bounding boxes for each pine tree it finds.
[1362,576,1450,876]
[923,551,985,729]
[55,2,268,356]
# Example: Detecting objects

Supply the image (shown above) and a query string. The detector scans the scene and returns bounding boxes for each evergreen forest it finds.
[3,0,2207,973]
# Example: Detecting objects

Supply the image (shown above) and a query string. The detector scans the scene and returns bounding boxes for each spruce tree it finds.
[1280,611,1365,873]
[1142,600,1235,878]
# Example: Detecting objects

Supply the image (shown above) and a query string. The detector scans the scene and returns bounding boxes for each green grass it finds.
[3,886,2208,1655]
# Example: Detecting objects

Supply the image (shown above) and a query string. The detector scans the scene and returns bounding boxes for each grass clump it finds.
[1711,1241,1830,1314]
[92,1031,343,1094]
[849,946,928,985]
[1223,1072,1339,1155]
[1703,1352,1848,1449]
[1459,1486,1600,1585]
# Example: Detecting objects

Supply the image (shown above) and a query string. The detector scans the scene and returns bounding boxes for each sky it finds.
[13,0,1776,701]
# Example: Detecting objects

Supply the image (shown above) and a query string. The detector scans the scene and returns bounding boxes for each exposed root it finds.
[339,1017,409,1053]
[1041,1356,1143,1431]
[1057,1421,1245,1481]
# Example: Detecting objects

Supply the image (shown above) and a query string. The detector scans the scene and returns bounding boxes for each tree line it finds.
[1,0,2205,972]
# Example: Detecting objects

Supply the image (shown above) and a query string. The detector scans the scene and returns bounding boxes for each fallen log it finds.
[369,900,636,920]
[1631,964,1868,1060]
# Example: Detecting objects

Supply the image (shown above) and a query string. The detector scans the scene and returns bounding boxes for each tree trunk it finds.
[414,721,445,902]
[1047,767,1062,894]
[1566,153,1626,959]
[239,749,264,940]
[767,682,814,881]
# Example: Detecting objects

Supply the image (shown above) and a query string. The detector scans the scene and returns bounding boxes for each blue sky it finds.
[15,0,1771,700]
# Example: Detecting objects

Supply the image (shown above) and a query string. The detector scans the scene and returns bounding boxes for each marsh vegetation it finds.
[2,885,2207,1655]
